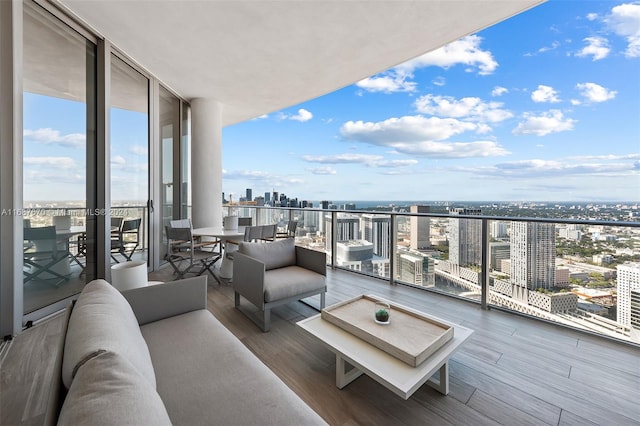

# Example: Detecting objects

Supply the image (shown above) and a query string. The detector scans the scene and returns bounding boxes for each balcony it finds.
[3,262,638,425]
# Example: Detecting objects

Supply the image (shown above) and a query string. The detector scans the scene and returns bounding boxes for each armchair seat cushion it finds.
[263,266,326,303]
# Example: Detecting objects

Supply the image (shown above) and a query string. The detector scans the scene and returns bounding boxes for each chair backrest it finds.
[238,217,252,226]
[24,226,58,253]
[111,217,124,230]
[170,218,192,229]
[243,226,262,242]
[260,224,277,241]
[121,218,141,233]
[24,225,57,242]
[166,225,193,243]
[287,220,298,236]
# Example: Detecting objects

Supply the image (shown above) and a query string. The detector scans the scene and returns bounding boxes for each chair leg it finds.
[263,308,271,332]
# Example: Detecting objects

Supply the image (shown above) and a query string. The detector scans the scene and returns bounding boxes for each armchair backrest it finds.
[238,238,296,271]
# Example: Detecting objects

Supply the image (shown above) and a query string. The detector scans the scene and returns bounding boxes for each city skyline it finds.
[222,0,640,202]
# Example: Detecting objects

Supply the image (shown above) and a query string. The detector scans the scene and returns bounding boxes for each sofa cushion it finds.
[239,238,296,271]
[58,351,171,426]
[141,309,326,425]
[263,266,326,303]
[62,279,156,389]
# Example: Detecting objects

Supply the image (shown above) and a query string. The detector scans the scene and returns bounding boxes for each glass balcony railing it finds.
[224,204,640,345]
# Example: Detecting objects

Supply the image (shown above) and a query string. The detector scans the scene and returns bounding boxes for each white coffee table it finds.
[297,308,473,400]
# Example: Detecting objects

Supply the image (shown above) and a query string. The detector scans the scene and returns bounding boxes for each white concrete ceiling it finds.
[55,0,544,126]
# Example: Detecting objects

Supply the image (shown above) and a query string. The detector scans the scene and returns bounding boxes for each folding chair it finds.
[276,220,298,239]
[259,224,277,242]
[164,225,221,280]
[23,226,70,287]
[111,218,141,263]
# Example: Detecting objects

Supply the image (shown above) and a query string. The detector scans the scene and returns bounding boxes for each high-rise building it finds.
[264,192,271,204]
[395,248,435,287]
[617,263,640,328]
[324,214,360,251]
[449,208,482,266]
[410,205,430,250]
[361,214,391,259]
[510,222,556,290]
[490,221,508,239]
[489,242,510,270]
[245,188,252,202]
[321,200,330,210]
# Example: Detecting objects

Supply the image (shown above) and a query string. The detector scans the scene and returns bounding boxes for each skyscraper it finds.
[245,188,252,202]
[361,214,391,259]
[395,248,435,287]
[449,208,482,266]
[410,205,430,250]
[617,263,640,328]
[510,222,556,290]
[324,214,360,252]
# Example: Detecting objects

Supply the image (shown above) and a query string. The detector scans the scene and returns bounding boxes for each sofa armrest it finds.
[232,252,266,309]
[295,246,327,276]
[121,276,207,326]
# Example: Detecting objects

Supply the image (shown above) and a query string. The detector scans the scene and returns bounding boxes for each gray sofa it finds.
[45,276,326,426]
[233,238,326,331]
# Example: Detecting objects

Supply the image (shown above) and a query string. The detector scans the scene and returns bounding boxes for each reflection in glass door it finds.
[110,55,149,266]
[22,3,97,314]
[159,86,180,261]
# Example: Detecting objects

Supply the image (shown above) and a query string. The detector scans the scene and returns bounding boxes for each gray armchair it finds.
[232,238,326,331]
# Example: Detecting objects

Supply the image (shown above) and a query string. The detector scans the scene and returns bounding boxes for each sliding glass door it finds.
[22,3,97,313]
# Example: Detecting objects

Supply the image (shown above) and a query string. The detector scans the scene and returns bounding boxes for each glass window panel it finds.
[22,4,96,313]
[110,54,149,265]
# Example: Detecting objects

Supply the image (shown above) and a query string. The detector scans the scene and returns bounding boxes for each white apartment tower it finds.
[617,263,640,328]
[449,208,482,266]
[361,214,391,259]
[510,222,556,290]
[324,214,360,251]
[410,205,431,250]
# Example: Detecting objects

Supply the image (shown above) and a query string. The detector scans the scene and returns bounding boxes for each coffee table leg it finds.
[426,361,449,395]
[335,354,363,389]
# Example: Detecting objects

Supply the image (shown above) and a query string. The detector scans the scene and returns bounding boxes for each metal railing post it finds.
[389,213,396,285]
[481,218,490,310]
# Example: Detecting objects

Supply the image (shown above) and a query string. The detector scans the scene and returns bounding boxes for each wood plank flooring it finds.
[2,266,639,426]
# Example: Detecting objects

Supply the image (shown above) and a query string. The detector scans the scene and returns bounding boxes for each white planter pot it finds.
[111,260,148,291]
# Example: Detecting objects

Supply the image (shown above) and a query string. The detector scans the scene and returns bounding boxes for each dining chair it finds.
[165,225,220,281]
[23,226,70,287]
[111,218,141,263]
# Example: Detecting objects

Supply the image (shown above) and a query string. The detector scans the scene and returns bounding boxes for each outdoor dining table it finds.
[191,227,245,279]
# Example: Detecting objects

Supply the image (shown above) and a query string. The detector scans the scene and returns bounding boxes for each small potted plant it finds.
[374,301,390,325]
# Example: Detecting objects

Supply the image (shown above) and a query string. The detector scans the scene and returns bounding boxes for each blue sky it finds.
[222,0,640,203]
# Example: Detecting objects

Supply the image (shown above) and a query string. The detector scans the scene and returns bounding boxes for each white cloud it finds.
[512,110,576,136]
[302,154,419,168]
[356,35,497,94]
[491,86,508,97]
[470,157,638,178]
[23,156,77,169]
[538,41,561,54]
[575,82,617,103]
[576,36,610,61]
[414,95,513,123]
[356,75,417,93]
[341,115,477,145]
[306,166,337,175]
[129,145,148,156]
[23,128,85,148]
[531,85,561,103]
[302,154,383,164]
[338,116,509,158]
[111,155,126,165]
[398,35,498,76]
[289,108,313,122]
[605,3,640,58]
